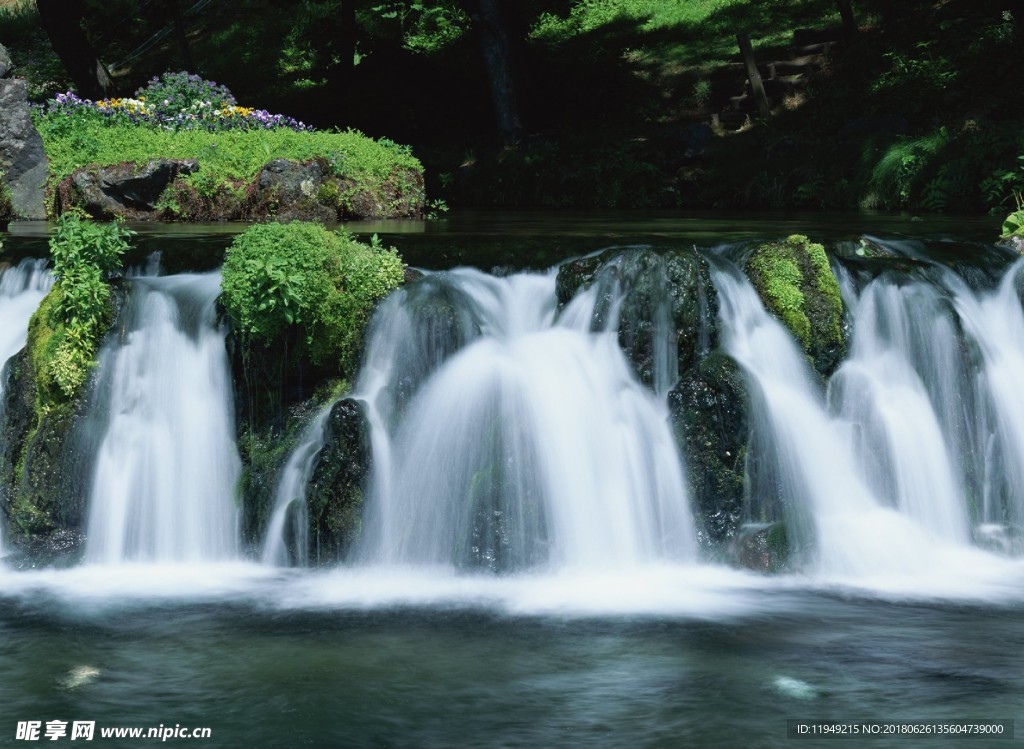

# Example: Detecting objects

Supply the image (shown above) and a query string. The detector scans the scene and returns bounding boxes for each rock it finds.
[0,75,48,220]
[306,397,371,563]
[0,348,89,557]
[555,246,718,390]
[58,159,200,220]
[745,235,846,376]
[728,522,791,573]
[1003,236,1024,256]
[245,158,336,223]
[0,43,12,79]
[668,352,749,547]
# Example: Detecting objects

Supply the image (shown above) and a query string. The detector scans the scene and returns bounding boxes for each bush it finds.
[220,222,405,370]
[29,214,132,406]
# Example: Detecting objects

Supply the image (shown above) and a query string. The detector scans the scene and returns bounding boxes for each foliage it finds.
[221,221,405,370]
[1002,203,1024,238]
[29,215,131,407]
[0,172,12,220]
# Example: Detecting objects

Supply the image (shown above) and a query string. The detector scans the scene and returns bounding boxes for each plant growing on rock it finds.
[30,213,131,405]
[220,221,405,372]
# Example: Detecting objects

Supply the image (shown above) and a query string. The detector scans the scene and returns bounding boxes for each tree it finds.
[36,0,117,99]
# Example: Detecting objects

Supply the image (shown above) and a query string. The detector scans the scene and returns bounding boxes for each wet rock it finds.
[727,522,791,573]
[668,351,748,547]
[0,47,48,220]
[58,159,200,219]
[555,246,718,389]
[306,397,371,563]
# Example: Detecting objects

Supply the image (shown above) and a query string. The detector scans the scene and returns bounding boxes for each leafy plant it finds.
[30,214,132,406]
[221,221,406,371]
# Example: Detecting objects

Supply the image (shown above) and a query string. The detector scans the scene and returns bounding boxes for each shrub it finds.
[29,214,132,406]
[220,222,405,370]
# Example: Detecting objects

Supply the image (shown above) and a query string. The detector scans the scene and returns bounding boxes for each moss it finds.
[746,235,845,374]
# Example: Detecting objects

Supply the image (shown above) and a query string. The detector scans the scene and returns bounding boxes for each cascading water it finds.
[84,273,241,564]
[949,259,1024,536]
[262,403,334,567]
[356,268,695,572]
[711,262,978,577]
[829,276,970,543]
[0,259,53,557]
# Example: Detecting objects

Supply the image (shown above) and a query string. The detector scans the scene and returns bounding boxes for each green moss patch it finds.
[745,235,845,374]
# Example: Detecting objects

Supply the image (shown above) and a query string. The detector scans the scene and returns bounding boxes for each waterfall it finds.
[0,260,53,557]
[949,260,1024,537]
[829,276,970,543]
[84,273,241,564]
[711,264,966,576]
[356,268,695,572]
[262,403,334,567]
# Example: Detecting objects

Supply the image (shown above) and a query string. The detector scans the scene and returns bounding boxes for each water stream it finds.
[356,268,695,572]
[0,259,52,556]
[83,273,240,564]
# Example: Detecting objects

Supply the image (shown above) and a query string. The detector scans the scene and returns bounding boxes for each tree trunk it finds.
[36,0,117,100]
[462,0,522,147]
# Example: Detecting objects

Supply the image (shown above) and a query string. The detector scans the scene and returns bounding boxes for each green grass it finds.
[35,114,422,191]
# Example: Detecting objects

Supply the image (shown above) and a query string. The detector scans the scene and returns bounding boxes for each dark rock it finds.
[306,397,371,563]
[555,246,717,389]
[0,76,48,220]
[58,159,200,220]
[728,522,790,573]
[668,352,748,547]
[245,158,336,223]
[0,349,89,552]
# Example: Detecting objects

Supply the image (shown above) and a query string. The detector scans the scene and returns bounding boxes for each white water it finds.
[84,273,240,564]
[357,268,695,572]
[950,260,1024,532]
[711,264,988,578]
[829,277,969,542]
[0,260,53,557]
[262,402,334,567]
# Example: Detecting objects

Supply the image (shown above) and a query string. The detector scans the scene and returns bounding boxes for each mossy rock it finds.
[0,347,88,555]
[745,234,845,374]
[668,351,748,548]
[555,246,718,388]
[305,397,370,564]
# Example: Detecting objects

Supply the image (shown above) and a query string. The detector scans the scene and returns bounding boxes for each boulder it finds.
[245,158,336,223]
[0,45,48,220]
[668,351,749,547]
[58,159,200,219]
[745,235,846,375]
[306,397,371,563]
[555,246,718,390]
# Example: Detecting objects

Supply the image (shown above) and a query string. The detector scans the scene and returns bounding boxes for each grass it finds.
[36,115,421,188]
